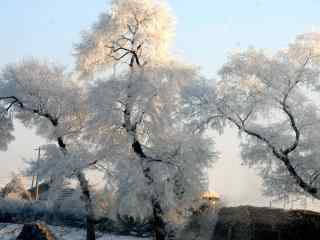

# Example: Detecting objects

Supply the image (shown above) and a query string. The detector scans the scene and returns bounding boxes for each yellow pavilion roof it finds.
[201,191,220,200]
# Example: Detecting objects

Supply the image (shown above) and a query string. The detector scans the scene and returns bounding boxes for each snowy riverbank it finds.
[0,223,149,240]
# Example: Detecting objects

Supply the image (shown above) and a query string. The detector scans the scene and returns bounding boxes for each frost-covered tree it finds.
[0,2,214,239]
[183,32,320,201]
[76,0,175,76]
[0,59,97,240]
[75,0,215,239]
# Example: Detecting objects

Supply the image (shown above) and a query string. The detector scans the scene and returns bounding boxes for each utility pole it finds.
[34,147,41,201]
[31,175,35,190]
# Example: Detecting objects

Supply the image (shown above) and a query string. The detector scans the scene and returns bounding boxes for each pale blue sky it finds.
[1,0,320,207]
[1,0,320,75]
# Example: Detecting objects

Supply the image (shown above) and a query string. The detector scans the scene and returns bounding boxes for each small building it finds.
[1,176,32,201]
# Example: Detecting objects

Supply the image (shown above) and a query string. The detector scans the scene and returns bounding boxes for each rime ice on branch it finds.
[75,0,215,239]
[183,32,320,201]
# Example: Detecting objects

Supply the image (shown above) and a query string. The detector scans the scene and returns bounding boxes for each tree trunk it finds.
[56,130,96,240]
[125,56,167,240]
[236,122,320,200]
[281,155,319,199]
[5,94,97,239]
[132,141,167,240]
[152,199,166,240]
[77,171,96,240]
[86,215,96,240]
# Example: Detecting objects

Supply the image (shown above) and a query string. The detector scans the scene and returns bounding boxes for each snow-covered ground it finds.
[0,223,149,240]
